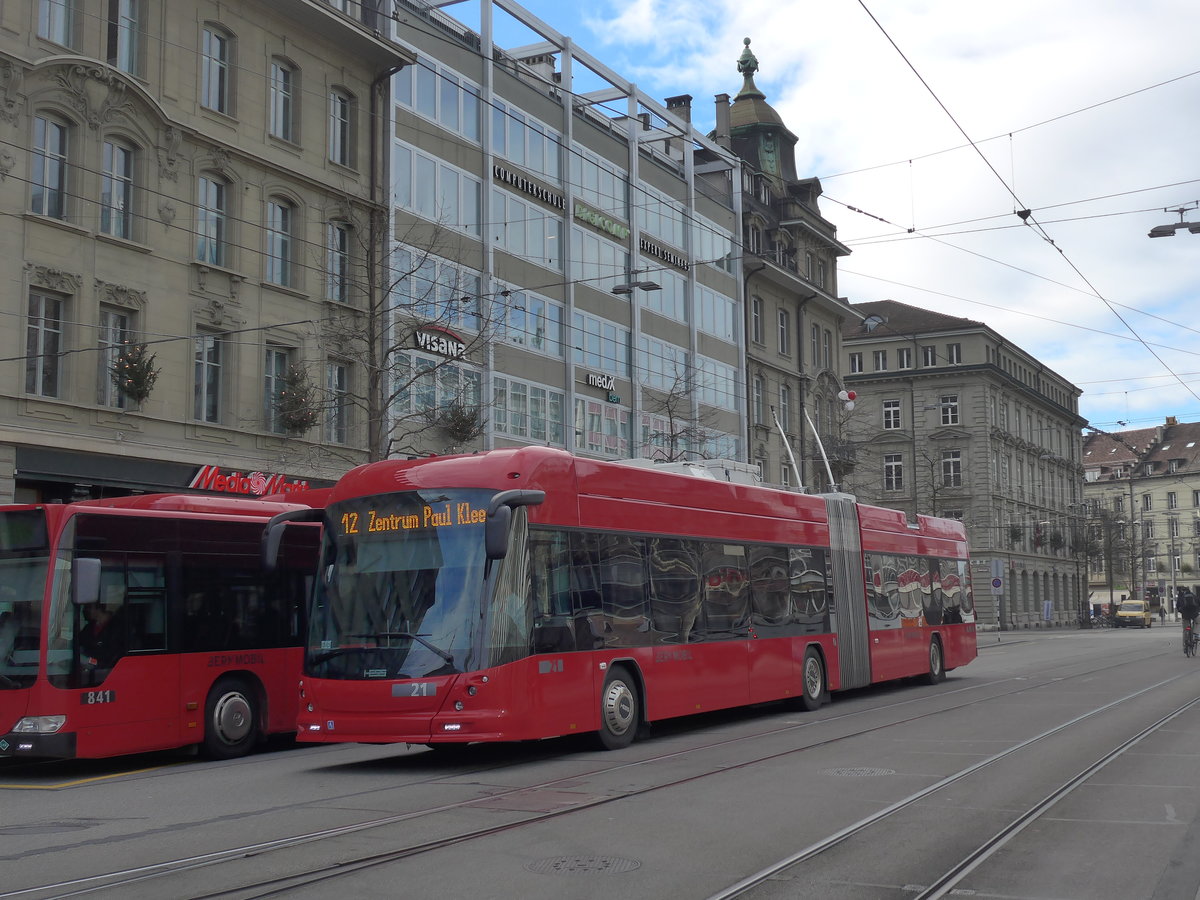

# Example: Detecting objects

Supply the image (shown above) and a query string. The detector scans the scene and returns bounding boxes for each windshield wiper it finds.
[348,632,456,666]
[308,646,364,665]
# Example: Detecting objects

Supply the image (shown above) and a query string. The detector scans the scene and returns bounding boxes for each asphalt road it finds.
[1,626,1195,900]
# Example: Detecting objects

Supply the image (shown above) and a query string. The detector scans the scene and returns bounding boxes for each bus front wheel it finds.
[203,676,259,759]
[597,666,639,750]
[800,648,825,711]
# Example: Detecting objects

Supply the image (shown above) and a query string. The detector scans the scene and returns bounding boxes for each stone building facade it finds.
[842,299,1087,629]
[0,0,412,501]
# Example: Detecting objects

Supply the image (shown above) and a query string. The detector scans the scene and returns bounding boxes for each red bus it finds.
[0,493,321,760]
[279,447,975,751]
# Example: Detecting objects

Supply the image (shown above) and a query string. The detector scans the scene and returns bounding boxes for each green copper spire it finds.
[736,37,764,100]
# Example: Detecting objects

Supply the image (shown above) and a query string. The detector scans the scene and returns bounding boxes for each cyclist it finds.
[1176,588,1199,655]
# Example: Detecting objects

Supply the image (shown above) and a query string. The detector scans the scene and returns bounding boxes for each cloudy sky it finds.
[439,0,1200,431]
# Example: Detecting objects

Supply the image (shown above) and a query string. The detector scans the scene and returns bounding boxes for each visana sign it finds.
[415,327,467,359]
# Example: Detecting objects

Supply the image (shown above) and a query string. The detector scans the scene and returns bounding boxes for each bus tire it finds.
[923,638,945,685]
[202,676,259,759]
[800,648,825,712]
[597,666,639,750]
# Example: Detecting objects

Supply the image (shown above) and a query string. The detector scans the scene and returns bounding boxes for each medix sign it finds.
[189,465,311,496]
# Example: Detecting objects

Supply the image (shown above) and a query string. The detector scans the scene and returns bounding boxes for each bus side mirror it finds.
[71,558,101,606]
[262,508,325,572]
[484,489,545,560]
[485,505,511,560]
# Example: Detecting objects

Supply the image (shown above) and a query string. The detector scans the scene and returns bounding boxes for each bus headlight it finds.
[13,716,66,734]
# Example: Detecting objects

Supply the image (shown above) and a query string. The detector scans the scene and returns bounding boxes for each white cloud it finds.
[568,0,1200,429]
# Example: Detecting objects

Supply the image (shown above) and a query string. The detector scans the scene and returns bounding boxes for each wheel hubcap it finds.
[213,692,252,744]
[602,681,635,735]
[804,658,822,698]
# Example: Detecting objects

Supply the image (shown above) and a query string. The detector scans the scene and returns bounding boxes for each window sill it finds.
[24,213,90,237]
[96,232,153,254]
[261,280,309,300]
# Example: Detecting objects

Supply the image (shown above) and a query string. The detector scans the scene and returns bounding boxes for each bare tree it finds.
[280,212,501,465]
[641,368,725,461]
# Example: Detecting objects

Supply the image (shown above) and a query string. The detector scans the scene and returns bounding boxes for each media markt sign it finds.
[189,466,311,496]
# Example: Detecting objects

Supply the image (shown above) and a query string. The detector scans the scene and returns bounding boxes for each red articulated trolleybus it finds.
[0,492,322,760]
[271,447,975,751]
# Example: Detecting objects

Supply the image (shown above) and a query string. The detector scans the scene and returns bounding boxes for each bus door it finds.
[55,524,180,756]
[824,496,871,690]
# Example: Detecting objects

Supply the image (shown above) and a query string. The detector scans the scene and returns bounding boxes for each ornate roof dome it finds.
[730,38,785,129]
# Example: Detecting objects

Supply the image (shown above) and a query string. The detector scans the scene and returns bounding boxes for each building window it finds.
[872,350,887,371]
[752,375,764,425]
[922,345,937,366]
[97,306,131,408]
[1142,494,1152,512]
[747,224,762,255]
[884,454,904,491]
[897,347,912,369]
[779,384,791,432]
[329,89,354,167]
[883,399,902,430]
[751,296,762,344]
[777,309,790,355]
[326,361,348,443]
[38,0,74,46]
[269,60,296,142]
[780,462,791,487]
[1170,516,1180,537]
[810,324,820,366]
[101,140,134,239]
[823,329,832,369]
[194,332,222,423]
[947,343,962,364]
[941,450,962,487]
[266,198,295,287]
[940,394,959,426]
[849,352,862,374]
[327,222,351,302]
[107,0,138,73]
[1168,491,1178,510]
[196,175,227,266]
[201,27,231,114]
[264,346,290,433]
[26,291,64,398]
[1144,520,1154,540]
[32,115,68,220]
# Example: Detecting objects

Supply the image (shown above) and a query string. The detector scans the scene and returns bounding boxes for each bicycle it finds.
[1184,621,1197,658]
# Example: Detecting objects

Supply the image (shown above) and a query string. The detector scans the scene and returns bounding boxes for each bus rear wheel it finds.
[203,676,259,759]
[597,666,639,750]
[923,638,945,685]
[800,648,825,712]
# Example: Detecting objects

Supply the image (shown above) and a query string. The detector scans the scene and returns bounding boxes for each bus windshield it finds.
[307,489,495,680]
[0,510,50,690]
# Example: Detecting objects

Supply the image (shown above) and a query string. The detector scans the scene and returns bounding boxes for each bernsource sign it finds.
[189,466,310,496]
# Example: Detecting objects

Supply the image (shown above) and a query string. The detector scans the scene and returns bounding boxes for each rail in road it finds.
[1,631,1194,900]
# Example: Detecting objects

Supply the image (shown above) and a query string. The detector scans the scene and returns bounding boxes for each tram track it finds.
[1,640,1180,900]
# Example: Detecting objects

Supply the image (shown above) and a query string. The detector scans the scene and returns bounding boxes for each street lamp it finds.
[1148,205,1200,238]
[611,273,662,294]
